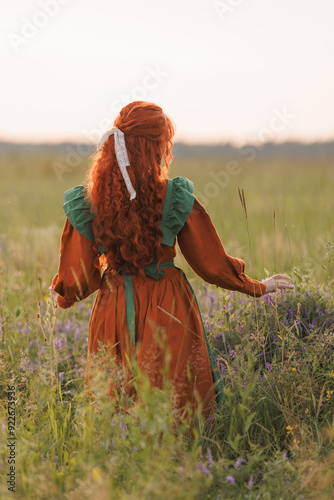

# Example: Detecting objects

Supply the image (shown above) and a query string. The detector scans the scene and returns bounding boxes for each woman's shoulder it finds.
[63,184,95,243]
[161,176,195,245]
[168,176,195,210]
[64,184,88,205]
[169,176,194,194]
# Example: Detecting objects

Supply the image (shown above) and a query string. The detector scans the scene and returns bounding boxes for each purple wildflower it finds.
[39,344,47,356]
[266,363,272,372]
[207,449,214,468]
[59,372,64,383]
[20,358,35,373]
[54,337,65,350]
[201,463,211,475]
[234,457,247,468]
[226,475,235,484]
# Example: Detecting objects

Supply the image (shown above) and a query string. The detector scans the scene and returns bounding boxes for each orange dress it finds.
[52,176,265,417]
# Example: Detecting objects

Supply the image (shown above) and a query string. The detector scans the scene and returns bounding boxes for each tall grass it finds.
[0,152,333,499]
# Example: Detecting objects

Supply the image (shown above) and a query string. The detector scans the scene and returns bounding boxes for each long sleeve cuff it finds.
[57,294,76,309]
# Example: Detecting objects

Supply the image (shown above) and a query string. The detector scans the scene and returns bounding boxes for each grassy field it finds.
[0,150,333,499]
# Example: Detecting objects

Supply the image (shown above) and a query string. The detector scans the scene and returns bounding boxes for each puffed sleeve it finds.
[51,218,102,308]
[177,198,266,297]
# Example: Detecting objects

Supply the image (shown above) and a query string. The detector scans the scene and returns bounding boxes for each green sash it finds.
[118,257,176,346]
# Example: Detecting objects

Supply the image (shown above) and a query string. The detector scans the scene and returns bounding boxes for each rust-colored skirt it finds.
[84,266,216,418]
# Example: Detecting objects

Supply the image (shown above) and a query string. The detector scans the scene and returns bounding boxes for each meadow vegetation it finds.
[0,151,333,499]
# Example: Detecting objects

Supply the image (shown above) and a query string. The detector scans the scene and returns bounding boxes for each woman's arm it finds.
[51,218,102,308]
[177,198,292,297]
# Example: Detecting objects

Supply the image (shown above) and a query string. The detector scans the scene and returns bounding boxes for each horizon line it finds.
[1,136,334,148]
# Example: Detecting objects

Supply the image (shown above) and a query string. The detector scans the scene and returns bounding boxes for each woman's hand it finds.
[262,274,295,294]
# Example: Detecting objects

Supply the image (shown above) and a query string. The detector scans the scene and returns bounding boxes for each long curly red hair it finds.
[86,101,175,277]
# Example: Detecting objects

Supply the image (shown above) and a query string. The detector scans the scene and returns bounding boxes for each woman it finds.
[51,101,293,419]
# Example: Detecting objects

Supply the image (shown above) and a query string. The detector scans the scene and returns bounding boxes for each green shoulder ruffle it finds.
[63,185,106,254]
[160,176,195,246]
[63,185,96,242]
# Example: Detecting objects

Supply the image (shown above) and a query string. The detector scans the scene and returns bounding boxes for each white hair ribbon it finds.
[97,126,137,201]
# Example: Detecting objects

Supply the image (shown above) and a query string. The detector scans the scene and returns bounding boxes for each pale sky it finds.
[1,0,334,145]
